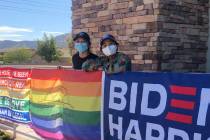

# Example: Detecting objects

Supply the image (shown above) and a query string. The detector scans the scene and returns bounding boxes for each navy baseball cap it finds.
[73,32,91,45]
[100,34,119,46]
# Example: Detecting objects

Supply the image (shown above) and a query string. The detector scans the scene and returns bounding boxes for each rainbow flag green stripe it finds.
[30,103,100,125]
[30,103,61,116]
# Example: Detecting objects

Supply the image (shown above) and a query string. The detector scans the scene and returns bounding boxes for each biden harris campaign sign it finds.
[102,72,210,140]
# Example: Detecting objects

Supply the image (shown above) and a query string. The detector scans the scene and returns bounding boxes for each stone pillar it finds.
[72,0,209,72]
[158,0,209,72]
[207,7,210,72]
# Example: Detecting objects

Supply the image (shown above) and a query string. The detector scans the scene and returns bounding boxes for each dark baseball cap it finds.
[73,32,91,45]
[100,34,119,46]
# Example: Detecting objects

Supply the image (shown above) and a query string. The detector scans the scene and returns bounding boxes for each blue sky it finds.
[0,0,72,41]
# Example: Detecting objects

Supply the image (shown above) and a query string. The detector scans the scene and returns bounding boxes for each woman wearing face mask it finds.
[82,34,131,74]
[72,32,98,70]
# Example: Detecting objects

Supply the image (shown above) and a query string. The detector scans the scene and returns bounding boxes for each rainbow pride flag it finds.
[0,67,31,123]
[30,69,102,140]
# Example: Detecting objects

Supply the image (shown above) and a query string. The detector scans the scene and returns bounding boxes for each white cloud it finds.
[42,31,64,35]
[0,26,33,33]
[0,34,24,41]
[0,34,24,37]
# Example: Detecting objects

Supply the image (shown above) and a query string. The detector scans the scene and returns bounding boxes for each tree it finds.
[3,48,32,64]
[66,33,73,47]
[37,34,61,63]
[66,33,73,55]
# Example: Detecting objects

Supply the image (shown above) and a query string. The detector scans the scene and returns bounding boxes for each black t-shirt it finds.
[72,52,98,70]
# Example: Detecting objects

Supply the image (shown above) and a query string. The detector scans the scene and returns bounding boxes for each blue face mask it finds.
[74,43,88,53]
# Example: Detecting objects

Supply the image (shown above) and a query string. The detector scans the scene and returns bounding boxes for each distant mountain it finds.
[0,40,37,49]
[54,33,69,48]
[0,33,69,52]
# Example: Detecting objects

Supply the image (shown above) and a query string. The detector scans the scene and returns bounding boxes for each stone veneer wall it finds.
[72,0,209,72]
[158,0,209,72]
[207,7,210,72]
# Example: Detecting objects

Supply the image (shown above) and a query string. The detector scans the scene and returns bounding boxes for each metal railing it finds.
[0,65,73,69]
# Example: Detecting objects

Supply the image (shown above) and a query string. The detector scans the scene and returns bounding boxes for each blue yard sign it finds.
[102,72,210,140]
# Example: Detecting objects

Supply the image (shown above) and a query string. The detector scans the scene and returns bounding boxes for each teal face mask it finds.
[74,43,88,53]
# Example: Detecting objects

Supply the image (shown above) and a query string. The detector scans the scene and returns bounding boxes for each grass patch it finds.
[0,130,12,140]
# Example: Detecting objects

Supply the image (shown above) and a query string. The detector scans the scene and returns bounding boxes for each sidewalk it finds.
[15,124,42,140]
[0,122,42,140]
